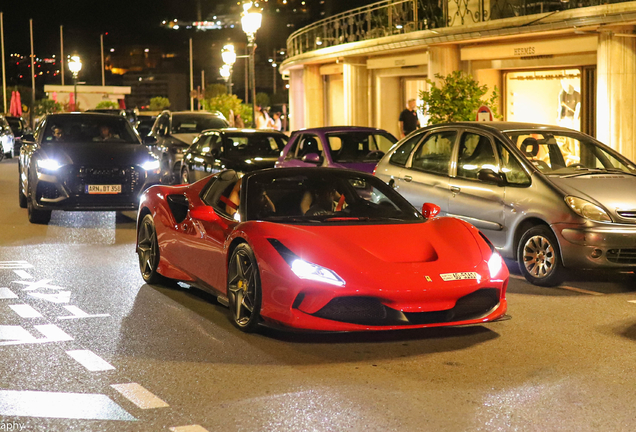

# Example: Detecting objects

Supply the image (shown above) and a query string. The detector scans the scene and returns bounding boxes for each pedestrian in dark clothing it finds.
[399,99,420,138]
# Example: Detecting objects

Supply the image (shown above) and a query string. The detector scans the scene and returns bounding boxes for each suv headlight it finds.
[36,159,62,172]
[565,196,611,222]
[141,160,160,171]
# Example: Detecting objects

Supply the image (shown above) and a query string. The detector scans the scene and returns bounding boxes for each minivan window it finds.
[508,131,636,175]
[389,133,422,166]
[410,130,456,175]
[457,133,497,179]
[494,138,531,186]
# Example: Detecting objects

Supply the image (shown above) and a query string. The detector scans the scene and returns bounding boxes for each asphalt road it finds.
[0,156,635,432]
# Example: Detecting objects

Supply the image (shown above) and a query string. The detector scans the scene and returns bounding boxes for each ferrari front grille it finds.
[311,288,501,326]
[607,249,636,264]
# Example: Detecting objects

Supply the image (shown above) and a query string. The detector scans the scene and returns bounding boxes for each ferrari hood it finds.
[255,217,481,265]
[39,142,156,166]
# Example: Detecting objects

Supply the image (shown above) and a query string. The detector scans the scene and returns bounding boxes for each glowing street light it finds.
[68,55,82,111]
[241,1,262,127]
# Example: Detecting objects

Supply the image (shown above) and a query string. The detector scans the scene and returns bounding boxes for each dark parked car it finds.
[180,129,288,184]
[275,126,397,174]
[0,115,16,160]
[6,116,28,156]
[18,113,162,224]
[136,114,157,138]
[144,110,229,184]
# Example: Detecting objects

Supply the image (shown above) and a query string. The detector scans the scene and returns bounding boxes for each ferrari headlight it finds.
[141,160,161,171]
[565,196,611,222]
[36,158,62,172]
[488,252,504,279]
[291,259,345,286]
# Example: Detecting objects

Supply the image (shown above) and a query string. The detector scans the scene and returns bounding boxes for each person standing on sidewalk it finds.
[399,99,420,138]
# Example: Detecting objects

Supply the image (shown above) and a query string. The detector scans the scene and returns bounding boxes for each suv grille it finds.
[607,249,636,264]
[63,166,142,195]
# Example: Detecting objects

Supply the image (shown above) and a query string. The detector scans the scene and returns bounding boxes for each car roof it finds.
[45,113,129,120]
[202,128,287,135]
[427,121,580,134]
[165,110,225,117]
[291,126,391,134]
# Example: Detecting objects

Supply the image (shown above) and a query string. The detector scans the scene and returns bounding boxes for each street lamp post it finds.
[221,44,236,95]
[241,2,262,128]
[68,55,82,111]
[220,64,232,94]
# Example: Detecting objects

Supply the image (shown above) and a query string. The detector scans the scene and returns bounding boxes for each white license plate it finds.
[440,272,479,281]
[86,184,122,194]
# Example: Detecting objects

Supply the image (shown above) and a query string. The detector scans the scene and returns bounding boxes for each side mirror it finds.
[422,203,441,219]
[143,136,157,146]
[302,153,323,165]
[478,168,506,186]
[189,205,221,223]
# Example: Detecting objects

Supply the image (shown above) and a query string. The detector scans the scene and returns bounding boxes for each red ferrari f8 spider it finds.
[136,167,508,332]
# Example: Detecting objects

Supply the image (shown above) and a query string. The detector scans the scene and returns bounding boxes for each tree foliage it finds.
[205,84,227,99]
[419,71,500,125]
[95,100,119,109]
[149,96,170,111]
[255,92,270,108]
[202,94,253,126]
[34,99,63,116]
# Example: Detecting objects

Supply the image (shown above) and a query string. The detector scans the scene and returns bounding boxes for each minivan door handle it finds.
[403,175,412,182]
[450,186,461,193]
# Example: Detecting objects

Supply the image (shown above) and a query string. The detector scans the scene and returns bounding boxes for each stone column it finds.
[303,64,324,128]
[597,27,636,161]
[343,57,368,126]
[289,68,305,131]
[427,45,460,85]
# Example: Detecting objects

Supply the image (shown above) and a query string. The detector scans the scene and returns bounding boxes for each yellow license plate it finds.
[86,185,122,194]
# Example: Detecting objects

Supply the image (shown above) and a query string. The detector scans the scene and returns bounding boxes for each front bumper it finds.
[32,166,161,211]
[556,222,636,268]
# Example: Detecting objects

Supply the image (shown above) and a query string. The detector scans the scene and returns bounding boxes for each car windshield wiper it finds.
[559,168,636,178]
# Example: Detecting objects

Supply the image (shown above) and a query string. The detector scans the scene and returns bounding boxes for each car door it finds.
[447,129,507,246]
[188,135,212,181]
[397,129,457,215]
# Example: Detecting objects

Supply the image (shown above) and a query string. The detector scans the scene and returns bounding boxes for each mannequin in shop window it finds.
[557,80,581,130]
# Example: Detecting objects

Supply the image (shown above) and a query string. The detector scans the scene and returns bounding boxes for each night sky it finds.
[2,0,198,56]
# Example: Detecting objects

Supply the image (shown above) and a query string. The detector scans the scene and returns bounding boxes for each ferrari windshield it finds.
[43,115,139,144]
[245,170,423,224]
[327,132,397,163]
[507,131,636,176]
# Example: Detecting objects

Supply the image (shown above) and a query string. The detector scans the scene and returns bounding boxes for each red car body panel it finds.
[137,173,509,332]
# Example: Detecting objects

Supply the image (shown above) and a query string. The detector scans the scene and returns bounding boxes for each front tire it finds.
[27,182,51,224]
[18,182,27,208]
[518,225,563,287]
[137,214,170,284]
[227,244,262,332]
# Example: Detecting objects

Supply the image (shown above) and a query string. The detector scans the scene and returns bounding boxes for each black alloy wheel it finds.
[137,214,169,284]
[518,225,563,287]
[26,180,51,224]
[227,244,262,332]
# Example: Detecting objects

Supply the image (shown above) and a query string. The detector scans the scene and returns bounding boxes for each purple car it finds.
[275,126,397,173]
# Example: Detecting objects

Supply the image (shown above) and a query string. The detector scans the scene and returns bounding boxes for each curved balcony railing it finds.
[286,0,632,58]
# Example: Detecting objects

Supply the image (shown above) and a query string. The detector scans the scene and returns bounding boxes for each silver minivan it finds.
[375,122,636,286]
